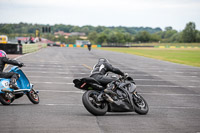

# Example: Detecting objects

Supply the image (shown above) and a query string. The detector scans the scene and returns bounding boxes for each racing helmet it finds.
[98,58,109,63]
[0,50,7,57]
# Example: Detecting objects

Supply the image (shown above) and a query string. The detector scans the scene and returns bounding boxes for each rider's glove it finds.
[124,73,128,78]
[19,63,24,67]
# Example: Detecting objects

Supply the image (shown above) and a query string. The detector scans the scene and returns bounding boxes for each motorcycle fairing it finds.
[0,67,32,94]
[17,71,30,89]
[10,66,31,89]
[108,82,136,112]
[108,99,134,112]
[0,66,31,93]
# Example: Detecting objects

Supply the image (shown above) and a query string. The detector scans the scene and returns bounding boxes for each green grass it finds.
[100,48,200,67]
[22,44,47,54]
[130,43,200,46]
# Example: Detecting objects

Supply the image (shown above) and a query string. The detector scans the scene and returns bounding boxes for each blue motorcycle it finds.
[0,66,39,105]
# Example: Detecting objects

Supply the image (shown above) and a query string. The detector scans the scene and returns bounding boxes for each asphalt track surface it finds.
[1,47,200,133]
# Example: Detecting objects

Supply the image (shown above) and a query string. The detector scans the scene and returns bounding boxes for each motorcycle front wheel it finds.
[82,90,108,116]
[133,93,149,115]
[27,89,39,104]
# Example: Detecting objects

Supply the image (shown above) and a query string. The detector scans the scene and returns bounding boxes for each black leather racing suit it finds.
[90,60,124,87]
[0,57,23,88]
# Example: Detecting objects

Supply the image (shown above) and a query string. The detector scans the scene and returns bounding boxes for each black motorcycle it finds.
[73,74,149,116]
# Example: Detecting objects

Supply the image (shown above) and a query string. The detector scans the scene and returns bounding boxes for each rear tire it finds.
[133,93,149,115]
[0,93,14,105]
[82,90,108,116]
[27,89,39,104]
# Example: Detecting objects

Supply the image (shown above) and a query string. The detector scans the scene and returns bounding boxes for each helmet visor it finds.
[99,58,109,63]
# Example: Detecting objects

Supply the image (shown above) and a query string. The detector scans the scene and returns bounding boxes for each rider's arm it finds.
[2,57,23,67]
[106,63,124,76]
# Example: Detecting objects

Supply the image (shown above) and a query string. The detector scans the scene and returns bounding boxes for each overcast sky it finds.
[0,0,200,30]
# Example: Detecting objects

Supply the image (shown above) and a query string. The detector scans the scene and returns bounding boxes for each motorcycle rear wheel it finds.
[0,93,14,105]
[133,93,149,115]
[82,90,108,116]
[27,89,39,104]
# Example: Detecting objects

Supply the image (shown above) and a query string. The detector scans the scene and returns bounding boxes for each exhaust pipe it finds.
[104,94,114,103]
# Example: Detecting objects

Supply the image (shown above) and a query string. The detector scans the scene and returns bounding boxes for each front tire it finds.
[133,93,149,115]
[82,90,108,116]
[27,89,39,104]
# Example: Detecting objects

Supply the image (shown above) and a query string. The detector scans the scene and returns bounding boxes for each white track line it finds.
[28,76,71,78]
[34,82,71,84]
[44,104,83,106]
[38,90,84,93]
[5,50,41,70]
[37,90,200,97]
[140,92,200,97]
[150,106,200,110]
[137,85,199,88]
[32,81,199,88]
[24,71,198,77]
[27,76,199,82]
[41,103,200,109]
[24,71,88,74]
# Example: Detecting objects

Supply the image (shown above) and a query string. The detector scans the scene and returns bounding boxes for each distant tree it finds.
[134,31,151,42]
[156,27,178,42]
[124,33,133,42]
[103,29,112,34]
[88,31,98,44]
[69,26,80,32]
[56,35,67,43]
[95,26,106,33]
[196,31,200,42]
[3,22,200,44]
[66,36,80,44]
[97,32,108,44]
[167,33,180,42]
[165,26,173,31]
[80,27,90,35]
[181,22,197,42]
[150,34,160,42]
[0,24,13,34]
[108,33,118,43]
[116,32,125,43]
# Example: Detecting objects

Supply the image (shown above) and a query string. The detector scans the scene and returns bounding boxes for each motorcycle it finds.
[0,66,39,105]
[73,74,149,116]
[87,44,91,51]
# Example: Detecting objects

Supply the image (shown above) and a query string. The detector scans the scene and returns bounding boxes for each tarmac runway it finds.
[1,47,200,133]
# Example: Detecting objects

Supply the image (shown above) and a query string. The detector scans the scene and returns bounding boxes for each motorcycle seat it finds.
[81,77,101,85]
[73,77,104,91]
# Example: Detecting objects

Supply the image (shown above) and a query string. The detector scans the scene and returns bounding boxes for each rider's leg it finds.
[0,72,18,91]
[91,74,116,86]
[9,73,20,90]
[91,74,117,102]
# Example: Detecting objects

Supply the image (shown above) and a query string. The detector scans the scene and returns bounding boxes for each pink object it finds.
[0,50,7,57]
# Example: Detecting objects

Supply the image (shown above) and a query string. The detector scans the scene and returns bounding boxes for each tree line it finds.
[0,22,200,44]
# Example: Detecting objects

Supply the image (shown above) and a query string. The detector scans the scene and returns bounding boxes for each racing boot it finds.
[1,88,11,92]
[104,83,117,96]
[9,78,19,90]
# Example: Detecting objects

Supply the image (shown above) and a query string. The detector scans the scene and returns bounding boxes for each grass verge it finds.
[99,48,200,67]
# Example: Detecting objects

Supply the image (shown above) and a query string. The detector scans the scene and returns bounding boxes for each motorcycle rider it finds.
[87,42,92,51]
[0,50,24,91]
[90,58,126,98]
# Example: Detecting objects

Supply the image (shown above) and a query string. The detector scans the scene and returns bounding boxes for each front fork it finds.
[30,84,39,94]
[132,91,143,104]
